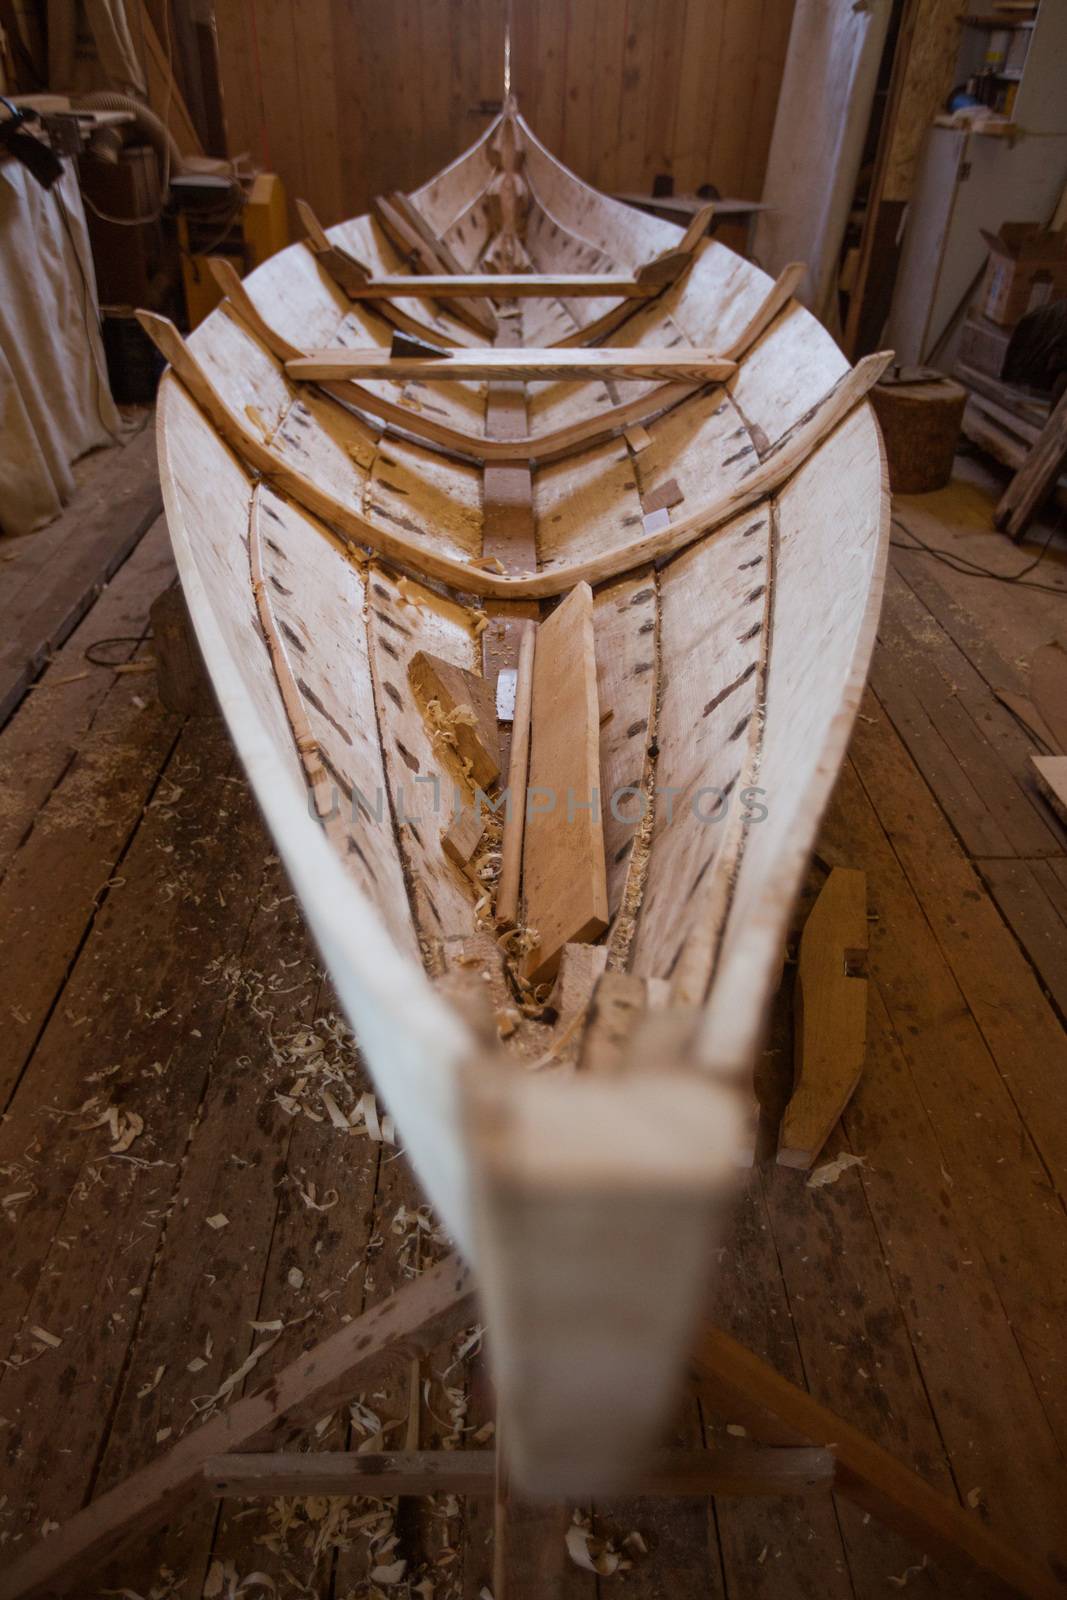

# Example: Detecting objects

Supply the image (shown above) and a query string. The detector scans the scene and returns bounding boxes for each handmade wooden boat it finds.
[142,103,889,1496]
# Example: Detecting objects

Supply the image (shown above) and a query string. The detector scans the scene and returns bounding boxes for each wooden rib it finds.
[248,485,333,817]
[344,272,659,299]
[722,261,806,360]
[372,192,497,337]
[316,376,697,464]
[288,347,738,385]
[137,312,891,600]
[202,1444,834,1499]
[495,620,536,926]
[295,199,465,351]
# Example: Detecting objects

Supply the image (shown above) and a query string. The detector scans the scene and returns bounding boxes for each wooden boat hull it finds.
[152,108,889,1492]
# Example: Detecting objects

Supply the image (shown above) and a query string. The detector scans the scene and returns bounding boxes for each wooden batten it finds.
[778,867,869,1169]
[343,271,659,300]
[521,583,608,985]
[495,621,536,927]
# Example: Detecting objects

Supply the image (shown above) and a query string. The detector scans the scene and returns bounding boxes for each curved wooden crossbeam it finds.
[137,311,890,601]
[210,258,802,468]
[210,257,699,464]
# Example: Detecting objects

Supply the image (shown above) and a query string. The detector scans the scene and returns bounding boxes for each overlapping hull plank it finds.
[143,104,889,1496]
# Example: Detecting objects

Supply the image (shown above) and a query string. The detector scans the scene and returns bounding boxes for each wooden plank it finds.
[495,620,535,926]
[408,648,501,790]
[0,512,173,878]
[778,867,868,1169]
[522,583,608,983]
[827,720,1067,1447]
[976,854,1067,1018]
[692,1326,1062,1600]
[372,193,496,337]
[288,347,738,383]
[1029,643,1067,756]
[995,385,1067,541]
[0,427,162,727]
[0,1258,475,1600]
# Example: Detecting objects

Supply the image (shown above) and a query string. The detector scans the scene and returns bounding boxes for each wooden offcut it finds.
[442,804,485,872]
[778,867,869,1169]
[522,583,608,984]
[408,650,501,790]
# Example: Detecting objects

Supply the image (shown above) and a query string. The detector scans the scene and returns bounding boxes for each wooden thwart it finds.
[778,867,869,1169]
[287,347,738,385]
[521,583,608,984]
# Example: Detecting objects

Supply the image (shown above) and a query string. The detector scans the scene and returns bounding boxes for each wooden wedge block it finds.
[408,650,501,790]
[522,583,608,984]
[778,868,868,1170]
[1033,754,1067,826]
[441,805,485,872]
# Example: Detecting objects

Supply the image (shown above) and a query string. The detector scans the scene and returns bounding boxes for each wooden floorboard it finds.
[0,424,162,728]
[1,458,1066,1596]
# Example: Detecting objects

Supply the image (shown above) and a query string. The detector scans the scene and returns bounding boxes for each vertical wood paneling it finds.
[214,0,795,227]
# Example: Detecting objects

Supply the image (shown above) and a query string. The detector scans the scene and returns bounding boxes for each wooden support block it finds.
[442,804,485,871]
[408,649,501,789]
[624,423,652,452]
[691,1325,1064,1600]
[522,583,608,984]
[148,584,216,715]
[0,1257,475,1600]
[778,867,868,1170]
[1033,755,1067,826]
[288,348,737,385]
[641,475,685,515]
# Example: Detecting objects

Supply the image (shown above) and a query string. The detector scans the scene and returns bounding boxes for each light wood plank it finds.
[288,347,738,383]
[522,583,608,984]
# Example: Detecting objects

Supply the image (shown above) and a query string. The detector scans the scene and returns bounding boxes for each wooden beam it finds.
[345,272,659,299]
[287,347,738,385]
[0,1257,476,1600]
[522,582,608,984]
[778,867,868,1169]
[202,1444,835,1499]
[692,1325,1062,1600]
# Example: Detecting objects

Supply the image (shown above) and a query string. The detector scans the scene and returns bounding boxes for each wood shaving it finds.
[30,1326,61,1349]
[206,1213,230,1230]
[807,1151,866,1188]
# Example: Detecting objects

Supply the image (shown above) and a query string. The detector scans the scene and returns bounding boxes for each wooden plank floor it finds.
[1,443,1066,1599]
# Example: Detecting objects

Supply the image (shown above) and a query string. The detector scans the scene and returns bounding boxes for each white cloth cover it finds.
[0,154,122,538]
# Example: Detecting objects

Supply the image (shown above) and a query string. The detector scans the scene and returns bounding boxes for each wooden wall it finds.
[213,0,796,226]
